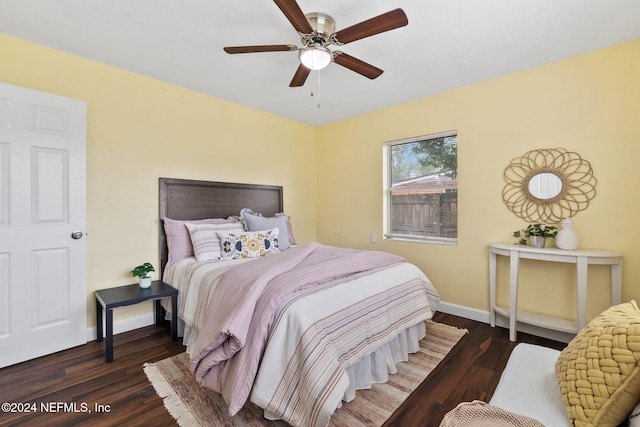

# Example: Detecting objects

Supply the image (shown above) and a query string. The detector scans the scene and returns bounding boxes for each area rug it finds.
[144,320,467,427]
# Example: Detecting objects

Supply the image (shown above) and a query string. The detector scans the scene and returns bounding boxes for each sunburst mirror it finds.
[502,148,597,223]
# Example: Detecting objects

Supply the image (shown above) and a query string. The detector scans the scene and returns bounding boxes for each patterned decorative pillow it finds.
[185,222,244,261]
[218,228,280,259]
[555,300,640,427]
[240,208,292,250]
[163,217,238,265]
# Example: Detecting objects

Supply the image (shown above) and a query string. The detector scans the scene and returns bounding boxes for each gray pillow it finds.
[240,208,290,251]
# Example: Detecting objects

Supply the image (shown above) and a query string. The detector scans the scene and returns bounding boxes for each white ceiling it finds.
[1,0,639,126]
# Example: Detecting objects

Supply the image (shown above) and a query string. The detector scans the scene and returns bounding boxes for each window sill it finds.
[383,235,457,246]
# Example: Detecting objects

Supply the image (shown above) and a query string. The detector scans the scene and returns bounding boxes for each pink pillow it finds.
[163,217,237,265]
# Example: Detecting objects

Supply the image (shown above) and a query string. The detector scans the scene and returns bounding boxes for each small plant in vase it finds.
[513,223,558,248]
[131,262,155,288]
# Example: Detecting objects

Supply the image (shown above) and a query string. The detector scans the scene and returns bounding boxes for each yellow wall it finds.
[0,34,318,325]
[317,38,640,322]
[2,31,639,331]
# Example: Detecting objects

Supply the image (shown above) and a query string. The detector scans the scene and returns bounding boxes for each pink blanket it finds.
[188,242,407,415]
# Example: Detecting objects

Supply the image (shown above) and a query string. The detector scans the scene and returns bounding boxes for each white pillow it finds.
[185,222,244,261]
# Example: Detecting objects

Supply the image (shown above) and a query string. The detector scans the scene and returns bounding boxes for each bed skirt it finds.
[262,320,426,419]
[342,320,425,402]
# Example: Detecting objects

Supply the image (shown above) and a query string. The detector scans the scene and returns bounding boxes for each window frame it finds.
[383,130,458,245]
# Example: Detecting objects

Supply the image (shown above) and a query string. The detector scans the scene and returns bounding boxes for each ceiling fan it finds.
[223,0,408,87]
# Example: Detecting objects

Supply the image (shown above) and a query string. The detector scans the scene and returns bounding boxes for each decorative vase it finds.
[556,218,579,250]
[529,236,546,248]
[139,276,152,289]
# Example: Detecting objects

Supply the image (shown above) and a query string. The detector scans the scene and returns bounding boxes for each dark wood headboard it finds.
[159,177,283,274]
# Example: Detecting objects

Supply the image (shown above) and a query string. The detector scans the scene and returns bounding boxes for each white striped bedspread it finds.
[163,243,440,427]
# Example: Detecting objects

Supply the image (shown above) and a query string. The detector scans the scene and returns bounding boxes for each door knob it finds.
[71,231,84,239]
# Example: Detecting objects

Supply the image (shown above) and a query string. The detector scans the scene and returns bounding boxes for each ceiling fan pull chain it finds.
[316,71,321,108]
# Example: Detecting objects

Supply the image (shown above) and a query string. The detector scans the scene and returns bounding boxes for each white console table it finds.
[489,243,622,342]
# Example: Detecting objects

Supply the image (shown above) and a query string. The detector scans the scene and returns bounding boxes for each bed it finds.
[158,177,440,427]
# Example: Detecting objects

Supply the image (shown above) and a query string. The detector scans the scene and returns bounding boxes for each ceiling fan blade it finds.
[273,0,313,34]
[223,45,297,54]
[289,64,311,87]
[333,52,383,80]
[332,8,408,45]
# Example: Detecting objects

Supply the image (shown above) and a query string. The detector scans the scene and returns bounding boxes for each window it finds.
[384,131,458,244]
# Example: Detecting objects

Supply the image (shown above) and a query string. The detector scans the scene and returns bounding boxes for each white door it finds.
[0,82,87,368]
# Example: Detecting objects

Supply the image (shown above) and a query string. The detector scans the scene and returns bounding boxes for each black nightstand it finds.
[95,280,178,363]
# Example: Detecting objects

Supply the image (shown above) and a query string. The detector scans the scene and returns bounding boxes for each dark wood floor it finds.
[0,312,565,427]
[384,313,565,426]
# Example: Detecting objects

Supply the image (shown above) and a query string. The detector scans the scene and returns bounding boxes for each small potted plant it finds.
[131,262,155,288]
[513,223,558,248]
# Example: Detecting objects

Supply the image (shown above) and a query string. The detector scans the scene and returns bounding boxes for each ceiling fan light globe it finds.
[299,46,332,70]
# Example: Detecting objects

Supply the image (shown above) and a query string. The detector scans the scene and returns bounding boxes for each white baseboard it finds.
[437,301,574,343]
[87,301,574,344]
[87,313,155,342]
[437,301,489,323]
